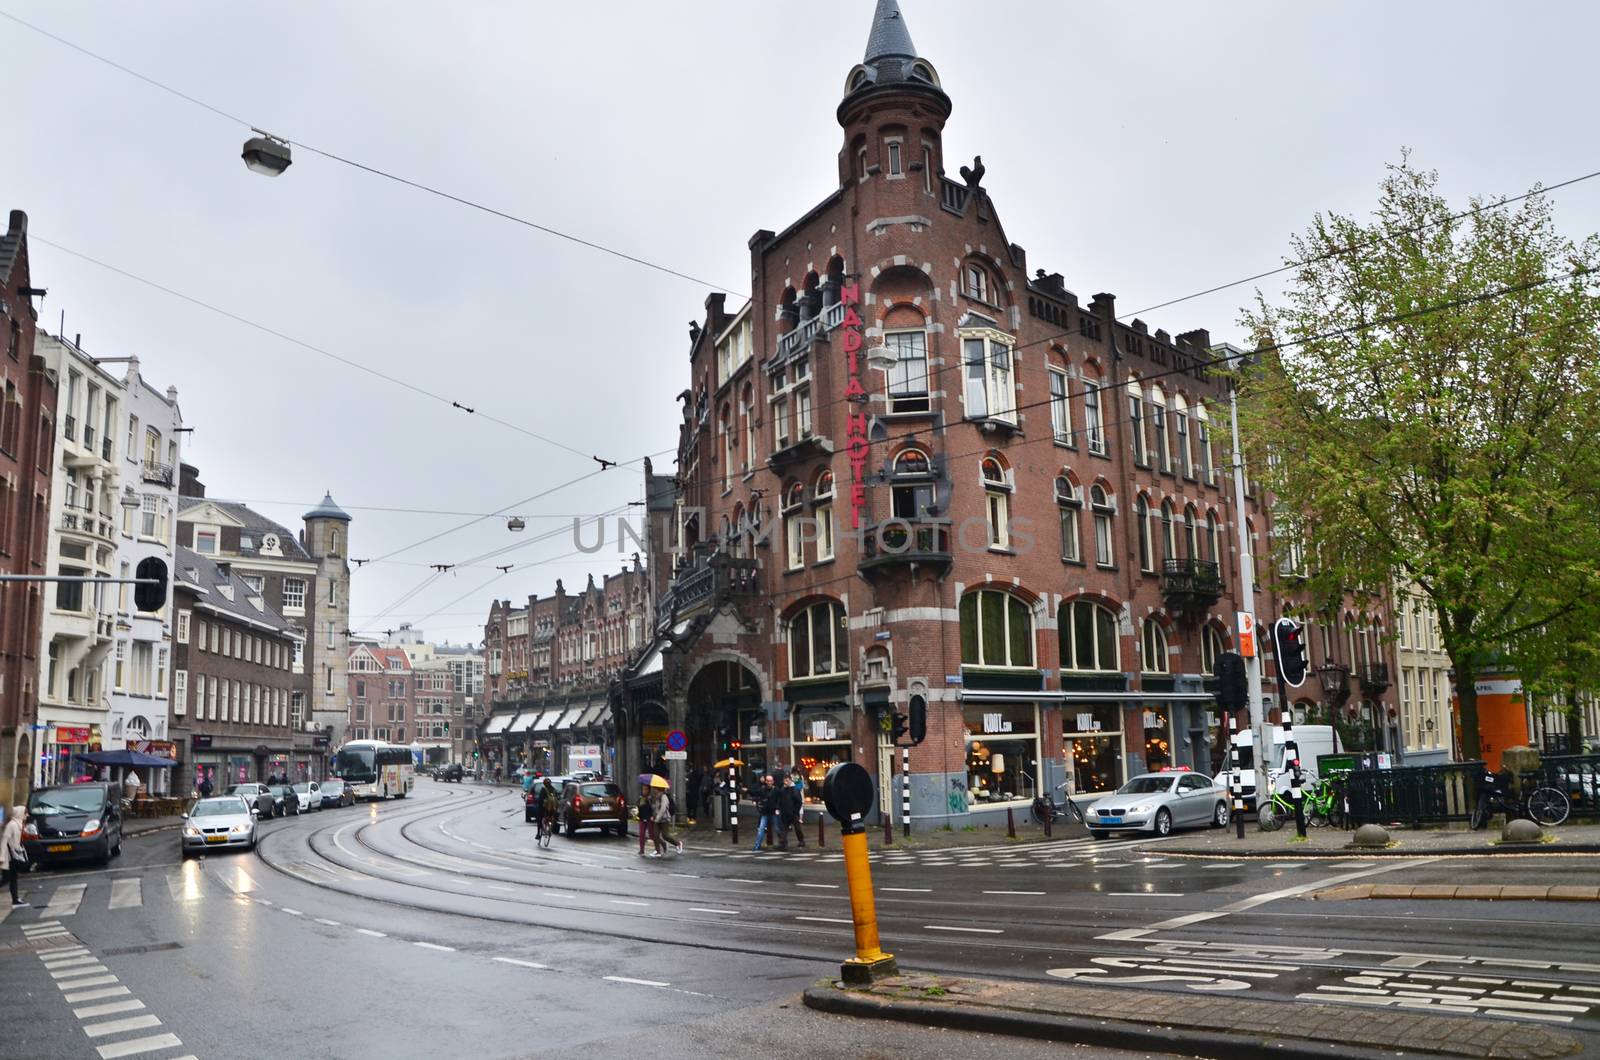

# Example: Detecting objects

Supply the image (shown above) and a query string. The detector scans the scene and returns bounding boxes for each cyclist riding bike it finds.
[535,779,560,848]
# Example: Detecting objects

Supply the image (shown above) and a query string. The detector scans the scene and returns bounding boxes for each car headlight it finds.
[83,818,101,832]
[231,823,251,834]
[22,822,38,838]
[1130,803,1154,814]
[184,826,201,837]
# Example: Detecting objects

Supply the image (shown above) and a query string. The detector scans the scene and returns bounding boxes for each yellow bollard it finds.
[825,761,898,984]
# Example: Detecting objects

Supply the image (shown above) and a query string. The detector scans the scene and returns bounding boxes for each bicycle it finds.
[533,805,557,848]
[1030,783,1089,830]
[1469,769,1569,830]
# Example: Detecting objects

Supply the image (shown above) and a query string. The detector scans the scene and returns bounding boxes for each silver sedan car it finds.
[180,796,259,857]
[1087,771,1229,838]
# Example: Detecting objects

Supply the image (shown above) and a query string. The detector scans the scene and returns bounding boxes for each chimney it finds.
[1176,328,1212,351]
[1089,292,1116,322]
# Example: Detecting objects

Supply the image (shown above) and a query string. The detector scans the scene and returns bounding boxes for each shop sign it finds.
[641,725,669,747]
[137,741,179,759]
[748,722,764,743]
[191,734,214,750]
[808,720,839,741]
[1075,712,1101,733]
[1142,711,1161,729]
[839,281,868,529]
[981,713,1014,735]
[53,725,92,745]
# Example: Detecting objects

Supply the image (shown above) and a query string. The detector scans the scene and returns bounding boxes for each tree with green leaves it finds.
[1239,156,1600,761]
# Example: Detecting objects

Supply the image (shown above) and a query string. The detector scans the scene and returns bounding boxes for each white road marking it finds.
[882,887,932,893]
[414,942,455,952]
[107,879,142,910]
[62,986,130,1004]
[315,918,341,927]
[610,900,650,907]
[41,949,92,962]
[281,908,303,917]
[52,965,111,980]
[796,883,838,889]
[669,873,700,879]
[796,916,852,924]
[356,928,387,938]
[983,890,1045,896]
[83,1014,163,1038]
[1262,862,1305,869]
[1203,863,1243,869]
[690,908,740,915]
[492,957,548,969]
[58,975,120,990]
[1109,892,1185,897]
[725,878,760,884]
[94,1032,184,1058]
[925,925,1003,934]
[43,956,100,969]
[74,1000,145,1019]
[541,892,576,900]
[603,976,669,987]
[44,883,88,917]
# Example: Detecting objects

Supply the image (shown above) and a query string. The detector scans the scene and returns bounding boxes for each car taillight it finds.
[573,797,582,810]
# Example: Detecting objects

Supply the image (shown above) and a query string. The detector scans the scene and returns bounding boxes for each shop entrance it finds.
[685,659,762,784]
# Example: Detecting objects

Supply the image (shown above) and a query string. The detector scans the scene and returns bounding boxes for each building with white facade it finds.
[1394,584,1454,765]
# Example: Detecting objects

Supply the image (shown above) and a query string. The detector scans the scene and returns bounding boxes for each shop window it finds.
[793,704,852,803]
[964,703,1039,804]
[788,599,846,680]
[1065,704,1125,794]
[959,590,1034,669]
[1142,707,1173,770]
[1058,600,1120,673]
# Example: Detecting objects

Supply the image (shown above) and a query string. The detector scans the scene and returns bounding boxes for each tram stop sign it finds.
[822,761,875,835]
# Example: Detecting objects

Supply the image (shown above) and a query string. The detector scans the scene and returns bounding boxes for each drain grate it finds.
[101,942,182,956]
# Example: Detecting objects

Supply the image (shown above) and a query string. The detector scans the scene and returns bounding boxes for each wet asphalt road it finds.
[3,778,1598,1059]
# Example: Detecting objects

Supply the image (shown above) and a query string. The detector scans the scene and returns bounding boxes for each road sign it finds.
[666,730,687,752]
[664,749,687,761]
[1237,612,1256,657]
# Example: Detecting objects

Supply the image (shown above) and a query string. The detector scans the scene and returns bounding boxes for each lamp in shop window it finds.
[990,752,1006,776]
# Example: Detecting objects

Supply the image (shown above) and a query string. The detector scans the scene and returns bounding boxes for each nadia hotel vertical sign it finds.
[840,282,868,529]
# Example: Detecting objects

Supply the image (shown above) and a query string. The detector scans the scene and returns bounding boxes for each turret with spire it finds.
[837,0,951,190]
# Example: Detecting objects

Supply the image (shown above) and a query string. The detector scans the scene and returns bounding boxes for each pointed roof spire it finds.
[864,0,917,62]
[304,491,352,523]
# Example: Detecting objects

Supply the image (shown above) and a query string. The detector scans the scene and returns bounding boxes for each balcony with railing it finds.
[858,518,953,576]
[1160,558,1223,612]
[63,414,77,442]
[773,299,846,361]
[940,177,971,215]
[1359,662,1391,696]
[60,505,116,541]
[142,461,175,487]
[656,549,759,624]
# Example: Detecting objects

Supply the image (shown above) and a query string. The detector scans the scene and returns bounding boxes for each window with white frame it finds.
[1173,395,1192,477]
[156,647,168,696]
[961,330,1015,423]
[1091,485,1115,567]
[282,578,305,613]
[788,599,847,680]
[1049,367,1072,444]
[964,263,990,303]
[1056,475,1081,563]
[195,529,217,554]
[885,330,929,413]
[960,590,1034,669]
[1201,626,1225,675]
[174,669,188,716]
[885,139,902,177]
[1160,500,1177,564]
[141,494,160,539]
[981,457,1010,549]
[1084,374,1106,454]
[1196,406,1214,482]
[1059,600,1121,672]
[815,471,835,561]
[113,640,127,690]
[176,610,190,644]
[1150,387,1171,472]
[783,482,805,570]
[1141,619,1169,674]
[1128,386,1148,465]
[1135,494,1154,572]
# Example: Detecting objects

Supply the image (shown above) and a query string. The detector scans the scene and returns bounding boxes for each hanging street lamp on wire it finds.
[241,129,292,176]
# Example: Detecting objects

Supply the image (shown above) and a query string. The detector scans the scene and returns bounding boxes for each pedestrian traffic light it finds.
[134,556,168,613]
[443,720,450,734]
[472,748,479,759]
[908,694,927,745]
[1273,617,1308,688]
[890,711,908,744]
[1216,651,1248,709]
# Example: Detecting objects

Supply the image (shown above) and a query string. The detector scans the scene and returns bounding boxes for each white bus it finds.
[332,740,415,801]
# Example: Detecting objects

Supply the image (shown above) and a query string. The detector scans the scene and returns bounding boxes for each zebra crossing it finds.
[2,862,360,922]
[692,832,1174,869]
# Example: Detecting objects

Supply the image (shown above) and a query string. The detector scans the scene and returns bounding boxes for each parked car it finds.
[559,780,627,837]
[228,783,276,818]
[21,782,123,866]
[291,781,323,812]
[437,763,464,783]
[266,784,301,816]
[524,775,574,822]
[181,796,258,857]
[1087,771,1230,838]
[318,778,355,808]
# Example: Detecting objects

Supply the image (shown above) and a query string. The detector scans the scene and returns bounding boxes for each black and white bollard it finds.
[728,765,739,845]
[1282,708,1307,838]
[1228,712,1245,839]
[901,745,911,840]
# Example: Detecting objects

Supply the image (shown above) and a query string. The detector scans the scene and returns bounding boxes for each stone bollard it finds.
[1501,818,1543,844]
[1351,824,1391,848]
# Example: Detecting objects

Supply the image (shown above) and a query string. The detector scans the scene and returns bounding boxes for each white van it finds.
[1224,724,1338,811]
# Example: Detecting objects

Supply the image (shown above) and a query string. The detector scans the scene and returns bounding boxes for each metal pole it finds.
[1228,380,1268,810]
[901,745,911,839]
[883,749,894,846]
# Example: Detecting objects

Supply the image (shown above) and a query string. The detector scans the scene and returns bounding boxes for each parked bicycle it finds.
[1030,783,1089,829]
[1470,767,1569,830]
[1257,776,1344,831]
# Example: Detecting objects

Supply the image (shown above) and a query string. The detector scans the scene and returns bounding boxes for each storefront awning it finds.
[578,701,608,727]
[555,707,584,730]
[633,645,663,677]
[533,710,559,732]
[483,713,515,735]
[509,712,539,733]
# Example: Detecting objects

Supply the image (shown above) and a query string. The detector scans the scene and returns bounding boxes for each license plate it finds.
[205,834,228,843]
[591,803,610,810]
[1102,817,1123,825]
[47,844,72,853]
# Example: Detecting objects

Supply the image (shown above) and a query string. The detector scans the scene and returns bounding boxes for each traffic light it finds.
[443,719,450,734]
[472,748,479,759]
[890,711,908,744]
[908,694,927,745]
[134,557,168,613]
[1273,617,1308,688]
[1216,651,1248,709]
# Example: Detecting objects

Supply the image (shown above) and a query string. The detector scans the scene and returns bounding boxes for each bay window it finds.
[961,330,1016,423]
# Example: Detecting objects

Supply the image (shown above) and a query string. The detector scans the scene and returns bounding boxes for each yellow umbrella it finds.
[713,758,745,769]
[648,774,670,790]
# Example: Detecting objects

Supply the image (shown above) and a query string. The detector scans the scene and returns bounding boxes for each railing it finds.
[63,414,76,441]
[142,461,175,487]
[940,177,970,215]
[1525,754,1600,819]
[1346,761,1484,826]
[1160,558,1223,609]
[1359,663,1391,695]
[773,299,847,361]
[656,551,759,623]
[859,517,953,573]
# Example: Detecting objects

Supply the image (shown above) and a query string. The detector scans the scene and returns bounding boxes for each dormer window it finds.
[195,529,217,554]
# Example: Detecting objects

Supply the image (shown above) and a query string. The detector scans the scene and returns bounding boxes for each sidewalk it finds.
[124,814,185,837]
[804,973,1583,1060]
[1138,820,1600,858]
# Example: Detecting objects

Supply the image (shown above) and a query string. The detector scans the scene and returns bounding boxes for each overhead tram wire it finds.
[0,10,744,299]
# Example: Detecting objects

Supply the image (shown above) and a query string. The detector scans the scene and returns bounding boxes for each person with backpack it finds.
[536,779,560,847]
[650,786,682,856]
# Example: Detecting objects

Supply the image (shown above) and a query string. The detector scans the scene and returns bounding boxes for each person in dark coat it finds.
[686,766,704,819]
[751,774,783,852]
[197,774,214,799]
[778,773,806,849]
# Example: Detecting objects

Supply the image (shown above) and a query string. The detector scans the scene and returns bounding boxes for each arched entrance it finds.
[684,659,764,792]
[636,702,669,778]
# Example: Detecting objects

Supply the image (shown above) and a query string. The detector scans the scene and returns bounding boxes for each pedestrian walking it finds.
[652,787,682,856]
[699,769,718,819]
[751,774,782,852]
[197,773,214,799]
[778,773,807,849]
[2,805,28,907]
[637,783,656,857]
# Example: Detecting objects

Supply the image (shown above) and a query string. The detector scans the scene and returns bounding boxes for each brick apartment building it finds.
[613,1,1400,822]
[347,644,412,744]
[169,545,298,789]
[346,634,484,765]
[0,209,58,807]
[480,566,647,776]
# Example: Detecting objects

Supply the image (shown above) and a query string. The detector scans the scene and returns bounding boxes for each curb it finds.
[804,985,1429,1060]
[1138,841,1600,859]
[1315,882,1600,901]
[124,823,182,838]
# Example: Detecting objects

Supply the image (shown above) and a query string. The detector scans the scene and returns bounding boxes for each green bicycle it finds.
[1257,776,1344,831]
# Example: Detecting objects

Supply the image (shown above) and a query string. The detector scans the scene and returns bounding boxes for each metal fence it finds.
[1344,754,1600,827]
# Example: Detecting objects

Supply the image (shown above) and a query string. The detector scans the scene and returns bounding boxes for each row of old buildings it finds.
[0,206,359,804]
[470,1,1596,824]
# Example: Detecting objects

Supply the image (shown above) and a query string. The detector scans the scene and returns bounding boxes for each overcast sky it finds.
[5,1,1598,644]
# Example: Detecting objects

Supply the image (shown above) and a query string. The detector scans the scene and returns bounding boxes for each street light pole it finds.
[1227,379,1268,809]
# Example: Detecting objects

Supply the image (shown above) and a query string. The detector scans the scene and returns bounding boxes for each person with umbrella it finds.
[636,775,659,857]
[646,774,679,857]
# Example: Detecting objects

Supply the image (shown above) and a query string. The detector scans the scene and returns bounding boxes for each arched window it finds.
[1160,500,1177,564]
[1048,360,1072,443]
[814,470,836,562]
[784,483,806,570]
[1195,404,1215,482]
[1201,626,1225,676]
[1150,385,1170,472]
[1141,619,1169,674]
[1134,494,1153,573]
[1205,510,1221,565]
[1091,484,1115,567]
[965,263,990,303]
[1173,394,1191,477]
[741,384,755,472]
[981,457,1010,550]
[1183,504,1199,561]
[731,503,747,559]
[789,600,846,679]
[1056,474,1081,563]
[1083,369,1106,454]
[1128,376,1148,465]
[1058,600,1120,672]
[891,448,935,519]
[720,403,735,491]
[329,529,341,556]
[959,590,1034,669]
